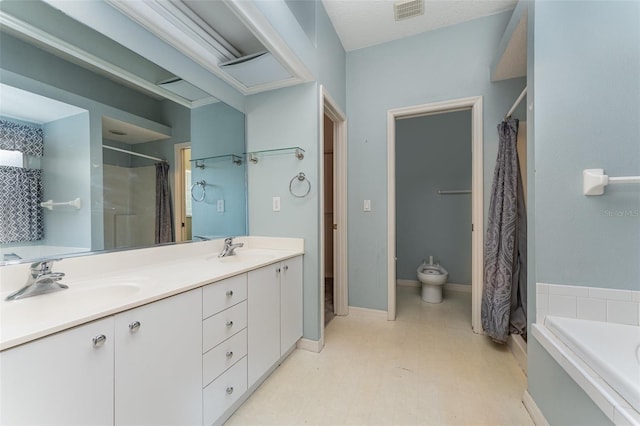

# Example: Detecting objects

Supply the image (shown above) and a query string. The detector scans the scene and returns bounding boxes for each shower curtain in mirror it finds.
[0,119,44,244]
[481,118,527,343]
[0,166,43,244]
[155,162,174,244]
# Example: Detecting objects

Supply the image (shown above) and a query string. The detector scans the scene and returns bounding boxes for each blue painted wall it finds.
[396,110,472,284]
[346,12,526,310]
[190,102,247,238]
[528,1,639,424]
[245,0,345,342]
[42,113,92,249]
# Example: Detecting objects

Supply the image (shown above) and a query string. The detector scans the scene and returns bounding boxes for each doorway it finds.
[174,142,192,242]
[319,86,348,349]
[387,97,484,334]
[323,113,335,325]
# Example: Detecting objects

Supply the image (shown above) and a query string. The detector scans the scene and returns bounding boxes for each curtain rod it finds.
[102,145,166,163]
[505,87,527,120]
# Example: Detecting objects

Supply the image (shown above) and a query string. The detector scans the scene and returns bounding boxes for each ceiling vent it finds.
[394,0,424,21]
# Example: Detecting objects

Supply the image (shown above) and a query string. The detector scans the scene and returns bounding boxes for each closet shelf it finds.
[244,146,304,164]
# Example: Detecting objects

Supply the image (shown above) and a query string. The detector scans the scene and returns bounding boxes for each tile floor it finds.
[226,286,533,425]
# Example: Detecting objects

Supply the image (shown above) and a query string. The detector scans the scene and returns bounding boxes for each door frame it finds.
[319,85,348,346]
[386,96,484,334]
[173,142,191,242]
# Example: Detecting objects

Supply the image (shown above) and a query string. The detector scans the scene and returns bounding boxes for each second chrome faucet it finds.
[219,237,244,258]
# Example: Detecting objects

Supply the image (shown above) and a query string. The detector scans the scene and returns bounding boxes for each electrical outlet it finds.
[364,200,371,212]
[217,199,225,212]
[273,197,281,212]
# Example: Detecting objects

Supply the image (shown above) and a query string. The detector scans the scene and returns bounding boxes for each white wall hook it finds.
[583,169,640,196]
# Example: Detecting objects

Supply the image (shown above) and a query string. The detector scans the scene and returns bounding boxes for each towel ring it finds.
[191,180,206,202]
[289,172,311,198]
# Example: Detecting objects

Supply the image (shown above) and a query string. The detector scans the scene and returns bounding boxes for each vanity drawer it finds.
[203,301,247,353]
[203,274,247,319]
[203,356,247,426]
[203,329,247,388]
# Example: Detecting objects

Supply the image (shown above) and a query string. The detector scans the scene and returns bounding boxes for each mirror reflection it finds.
[0,1,247,265]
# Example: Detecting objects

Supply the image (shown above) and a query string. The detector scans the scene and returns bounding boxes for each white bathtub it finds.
[533,316,640,425]
[546,316,640,411]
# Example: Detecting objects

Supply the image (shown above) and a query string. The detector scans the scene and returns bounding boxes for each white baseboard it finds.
[444,282,472,293]
[396,280,472,293]
[523,390,549,426]
[397,279,420,288]
[296,338,324,353]
[348,305,388,318]
[508,334,528,375]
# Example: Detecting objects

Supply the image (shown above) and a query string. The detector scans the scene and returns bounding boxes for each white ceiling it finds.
[322,0,518,52]
[102,117,170,145]
[0,83,86,124]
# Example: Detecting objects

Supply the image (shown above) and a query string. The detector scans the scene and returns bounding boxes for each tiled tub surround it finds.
[536,283,640,326]
[534,283,640,426]
[0,236,303,350]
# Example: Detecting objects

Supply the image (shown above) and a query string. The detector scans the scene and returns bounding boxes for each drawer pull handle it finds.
[92,334,106,348]
[226,321,234,328]
[226,386,234,395]
[226,290,234,297]
[226,351,233,358]
[129,321,141,332]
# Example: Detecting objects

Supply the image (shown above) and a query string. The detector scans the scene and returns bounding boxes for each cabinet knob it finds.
[276,268,281,274]
[129,321,141,333]
[226,290,234,297]
[92,334,107,348]
[226,351,233,358]
[226,320,234,328]
[283,265,289,271]
[226,387,234,395]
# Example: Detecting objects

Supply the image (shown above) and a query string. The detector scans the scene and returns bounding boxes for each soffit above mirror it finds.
[104,0,313,95]
[0,0,218,109]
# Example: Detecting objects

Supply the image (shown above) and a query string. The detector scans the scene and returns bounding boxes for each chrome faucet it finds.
[219,237,244,258]
[5,259,68,301]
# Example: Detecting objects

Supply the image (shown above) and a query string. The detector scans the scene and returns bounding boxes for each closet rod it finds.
[102,145,166,163]
[505,87,527,120]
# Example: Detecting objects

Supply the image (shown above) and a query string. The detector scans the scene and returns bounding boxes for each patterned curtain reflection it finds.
[0,119,44,156]
[155,162,174,244]
[0,166,44,243]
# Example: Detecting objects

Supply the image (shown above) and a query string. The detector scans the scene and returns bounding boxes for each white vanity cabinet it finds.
[280,256,303,355]
[115,288,202,426]
[202,274,248,426]
[248,256,303,388]
[0,317,115,425]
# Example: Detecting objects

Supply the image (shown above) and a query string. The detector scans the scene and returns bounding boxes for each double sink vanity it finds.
[0,236,304,425]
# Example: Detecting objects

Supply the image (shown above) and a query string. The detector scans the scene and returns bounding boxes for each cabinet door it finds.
[115,289,202,426]
[0,317,114,425]
[247,264,280,388]
[281,256,303,355]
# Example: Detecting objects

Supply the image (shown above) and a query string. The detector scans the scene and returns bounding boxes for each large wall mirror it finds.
[0,0,247,265]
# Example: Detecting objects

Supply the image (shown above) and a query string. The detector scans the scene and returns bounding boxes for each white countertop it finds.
[0,237,304,351]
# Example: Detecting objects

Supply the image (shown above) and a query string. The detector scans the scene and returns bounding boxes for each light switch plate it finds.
[217,199,225,212]
[364,199,371,212]
[273,197,281,212]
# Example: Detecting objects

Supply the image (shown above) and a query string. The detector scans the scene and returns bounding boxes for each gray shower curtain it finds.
[155,162,174,244]
[481,118,527,343]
